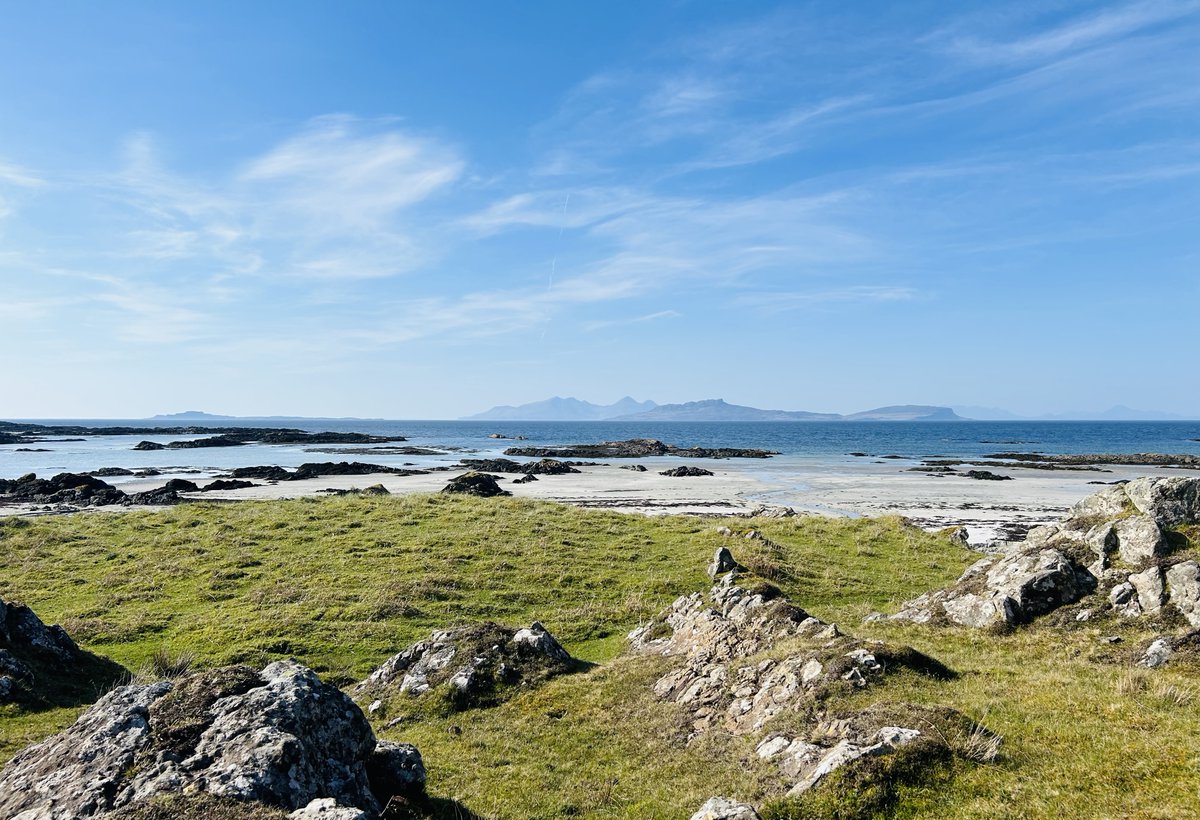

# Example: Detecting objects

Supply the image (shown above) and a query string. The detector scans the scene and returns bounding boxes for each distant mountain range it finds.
[463,397,964,422]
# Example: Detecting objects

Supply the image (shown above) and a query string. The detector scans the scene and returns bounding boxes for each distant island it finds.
[464,397,964,422]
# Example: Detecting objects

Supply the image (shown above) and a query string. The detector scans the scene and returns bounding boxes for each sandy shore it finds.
[8,459,1200,547]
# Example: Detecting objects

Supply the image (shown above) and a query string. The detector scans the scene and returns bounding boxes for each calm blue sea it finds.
[2,418,1199,483]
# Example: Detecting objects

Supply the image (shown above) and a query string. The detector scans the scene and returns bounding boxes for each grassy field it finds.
[1,494,1197,818]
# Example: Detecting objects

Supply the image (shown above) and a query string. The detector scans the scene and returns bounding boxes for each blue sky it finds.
[1,1,1197,418]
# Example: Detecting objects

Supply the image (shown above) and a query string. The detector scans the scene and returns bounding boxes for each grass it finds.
[1,494,1197,817]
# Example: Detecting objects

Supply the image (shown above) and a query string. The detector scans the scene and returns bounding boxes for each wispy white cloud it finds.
[583,310,681,332]
[736,286,918,313]
[940,0,1200,64]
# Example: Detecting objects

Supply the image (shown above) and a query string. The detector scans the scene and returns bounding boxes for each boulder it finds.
[632,576,975,798]
[1124,476,1200,527]
[1138,637,1175,669]
[706,547,741,578]
[0,660,421,819]
[441,472,511,498]
[1113,516,1167,566]
[512,474,538,484]
[1166,561,1200,627]
[355,621,573,712]
[660,466,714,478]
[1128,566,1167,615]
[0,595,125,707]
[892,548,1094,628]
[690,797,761,820]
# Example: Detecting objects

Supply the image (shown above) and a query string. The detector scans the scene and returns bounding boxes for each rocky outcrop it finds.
[512,474,538,484]
[441,472,511,498]
[504,439,778,459]
[1,596,126,708]
[223,464,427,483]
[0,660,424,819]
[660,466,714,477]
[629,570,974,798]
[0,421,406,446]
[894,477,1200,629]
[202,479,258,492]
[459,458,580,475]
[0,472,128,506]
[133,436,247,450]
[690,796,761,820]
[355,621,574,715]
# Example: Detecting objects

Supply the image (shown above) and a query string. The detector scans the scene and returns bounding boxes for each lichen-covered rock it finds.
[0,595,126,707]
[632,575,971,796]
[896,478,1200,629]
[355,621,573,712]
[0,660,419,819]
[1113,516,1168,565]
[689,796,761,820]
[892,548,1094,628]
[1166,561,1200,627]
[1124,476,1200,527]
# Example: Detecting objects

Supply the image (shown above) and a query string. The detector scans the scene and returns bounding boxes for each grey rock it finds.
[1124,476,1200,527]
[1070,484,1131,521]
[0,660,405,819]
[1113,516,1167,566]
[289,799,370,819]
[1166,561,1200,627]
[0,681,171,819]
[355,621,572,707]
[690,796,761,820]
[1128,566,1167,615]
[1109,582,1141,618]
[942,593,1019,628]
[1138,637,1175,669]
[707,546,741,578]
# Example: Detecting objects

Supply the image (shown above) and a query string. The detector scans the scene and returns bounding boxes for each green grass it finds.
[2,495,1197,818]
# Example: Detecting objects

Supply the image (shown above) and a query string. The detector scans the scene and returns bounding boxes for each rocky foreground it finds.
[1,476,1198,817]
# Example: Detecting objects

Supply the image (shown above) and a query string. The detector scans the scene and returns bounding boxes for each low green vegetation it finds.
[1,495,1197,817]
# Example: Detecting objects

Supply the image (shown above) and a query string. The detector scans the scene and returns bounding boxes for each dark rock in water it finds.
[513,474,538,484]
[0,421,408,445]
[355,621,573,712]
[460,457,580,475]
[442,472,511,497]
[660,466,714,477]
[227,463,426,482]
[0,659,423,818]
[14,448,52,452]
[505,438,777,460]
[880,454,907,460]
[965,470,1012,481]
[132,440,166,451]
[848,452,869,457]
[143,435,249,450]
[202,479,257,492]
[290,462,426,481]
[986,451,1200,468]
[621,464,648,472]
[0,472,128,506]
[0,595,126,708]
[135,469,162,477]
[87,467,135,477]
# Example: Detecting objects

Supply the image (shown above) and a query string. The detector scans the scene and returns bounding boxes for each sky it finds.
[1,0,1197,419]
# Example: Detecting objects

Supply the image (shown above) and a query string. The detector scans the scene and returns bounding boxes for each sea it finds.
[3,418,1199,484]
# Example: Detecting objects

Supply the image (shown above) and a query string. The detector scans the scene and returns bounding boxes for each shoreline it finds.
[7,459,1200,546]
